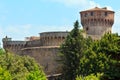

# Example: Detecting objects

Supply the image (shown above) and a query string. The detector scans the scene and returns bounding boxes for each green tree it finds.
[98,33,120,60]
[59,20,85,80]
[0,48,5,55]
[0,67,12,80]
[79,33,120,79]
[76,73,103,80]
[99,33,120,79]
[0,52,47,80]
[27,70,46,80]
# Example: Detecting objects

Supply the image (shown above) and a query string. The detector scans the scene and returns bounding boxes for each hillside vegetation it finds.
[0,49,47,80]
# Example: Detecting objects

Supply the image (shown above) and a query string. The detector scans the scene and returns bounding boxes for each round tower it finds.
[80,7,114,39]
[40,32,68,46]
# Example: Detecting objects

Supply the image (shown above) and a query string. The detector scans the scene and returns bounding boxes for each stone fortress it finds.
[2,7,114,76]
[2,32,69,75]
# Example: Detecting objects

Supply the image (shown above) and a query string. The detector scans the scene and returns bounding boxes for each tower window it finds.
[91,12,94,16]
[105,12,107,16]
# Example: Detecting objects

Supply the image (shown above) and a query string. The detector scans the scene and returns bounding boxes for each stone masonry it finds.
[2,7,114,76]
[2,32,68,75]
[80,7,114,40]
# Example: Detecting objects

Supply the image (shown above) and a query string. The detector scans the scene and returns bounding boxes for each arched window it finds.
[58,36,61,39]
[62,37,65,39]
[55,36,57,39]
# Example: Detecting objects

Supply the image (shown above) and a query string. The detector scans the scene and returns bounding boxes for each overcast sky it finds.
[0,0,120,46]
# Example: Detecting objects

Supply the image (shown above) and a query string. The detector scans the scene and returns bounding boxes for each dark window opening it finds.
[105,12,107,16]
[86,27,89,31]
[55,36,57,39]
[91,12,94,16]
[62,37,65,39]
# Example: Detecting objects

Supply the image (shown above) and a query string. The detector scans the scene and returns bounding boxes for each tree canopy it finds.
[0,49,47,80]
[0,66,12,80]
[59,20,85,80]
[79,33,120,79]
[59,20,120,80]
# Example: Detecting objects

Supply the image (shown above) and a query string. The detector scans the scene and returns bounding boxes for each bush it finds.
[0,66,12,80]
[76,73,103,80]
[0,52,47,80]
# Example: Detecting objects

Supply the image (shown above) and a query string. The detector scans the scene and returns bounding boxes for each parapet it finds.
[39,31,69,46]
[40,31,68,38]
[2,31,69,50]
[25,36,40,41]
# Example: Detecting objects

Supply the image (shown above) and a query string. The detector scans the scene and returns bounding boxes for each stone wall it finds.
[21,46,61,75]
[2,7,115,77]
[80,7,114,40]
[3,41,26,54]
[40,32,68,46]
[2,31,69,75]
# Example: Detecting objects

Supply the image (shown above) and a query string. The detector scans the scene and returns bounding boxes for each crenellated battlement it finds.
[3,31,69,49]
[40,32,68,46]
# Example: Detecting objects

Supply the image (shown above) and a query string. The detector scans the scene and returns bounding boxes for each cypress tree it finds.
[60,20,85,80]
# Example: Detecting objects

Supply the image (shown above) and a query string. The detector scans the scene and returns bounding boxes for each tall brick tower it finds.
[80,7,114,40]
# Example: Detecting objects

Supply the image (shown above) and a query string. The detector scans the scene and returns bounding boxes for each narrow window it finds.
[86,27,89,31]
[91,12,93,16]
[105,12,107,16]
